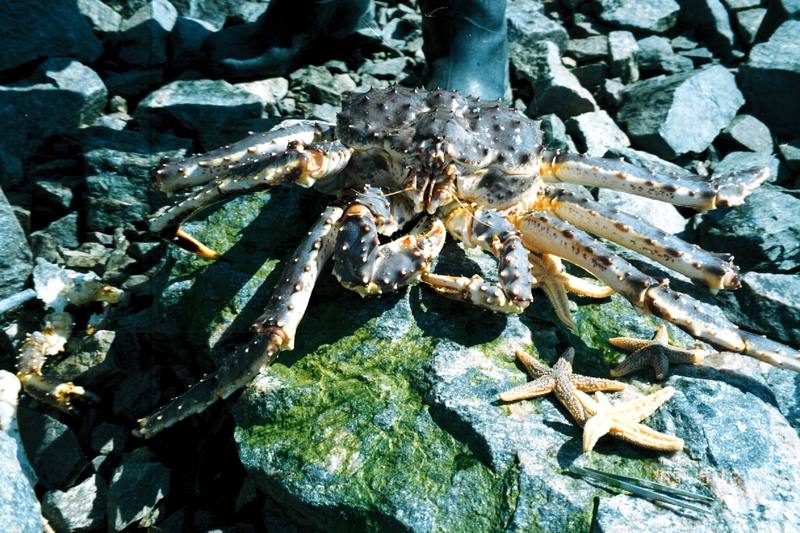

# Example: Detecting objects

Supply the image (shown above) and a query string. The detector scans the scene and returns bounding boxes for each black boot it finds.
[420,0,509,101]
[204,0,374,80]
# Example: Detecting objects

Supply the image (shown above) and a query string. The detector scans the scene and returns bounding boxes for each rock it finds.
[135,79,267,135]
[695,184,800,272]
[169,16,215,70]
[594,494,696,531]
[735,8,768,44]
[608,31,640,83]
[289,66,357,105]
[679,46,715,66]
[778,138,800,172]
[310,103,341,123]
[32,180,74,217]
[538,113,572,151]
[77,0,123,33]
[0,0,102,72]
[107,456,171,530]
[90,423,129,456]
[17,405,86,490]
[713,272,800,345]
[677,0,736,59]
[507,1,569,50]
[0,188,33,301]
[358,57,410,79]
[236,78,290,105]
[636,36,694,75]
[599,78,626,108]
[565,110,630,157]
[717,114,774,154]
[54,329,118,382]
[593,0,681,33]
[42,474,107,532]
[116,0,178,66]
[618,65,744,159]
[0,432,42,533]
[514,41,598,120]
[382,10,423,54]
[739,20,800,137]
[757,0,800,41]
[0,60,108,173]
[715,151,788,185]
[34,212,80,250]
[597,189,687,234]
[722,0,762,8]
[565,36,609,63]
[571,62,609,87]
[104,68,166,101]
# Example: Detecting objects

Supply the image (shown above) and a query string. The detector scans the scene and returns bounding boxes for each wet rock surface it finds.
[0,0,799,531]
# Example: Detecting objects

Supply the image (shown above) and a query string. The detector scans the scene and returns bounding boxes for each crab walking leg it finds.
[134,206,344,438]
[149,140,352,259]
[333,186,447,295]
[540,152,769,210]
[514,211,800,372]
[539,186,740,291]
[154,120,333,193]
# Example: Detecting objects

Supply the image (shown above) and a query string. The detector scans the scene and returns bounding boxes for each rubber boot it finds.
[420,0,509,101]
[205,0,374,80]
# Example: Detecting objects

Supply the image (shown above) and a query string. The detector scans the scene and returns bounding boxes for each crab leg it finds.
[149,140,352,259]
[134,206,344,438]
[540,152,769,210]
[333,186,447,295]
[538,186,739,291]
[513,210,800,372]
[154,120,333,193]
[422,205,534,313]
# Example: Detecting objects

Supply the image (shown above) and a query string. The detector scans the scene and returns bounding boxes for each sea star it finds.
[499,347,626,424]
[609,324,708,380]
[575,387,684,453]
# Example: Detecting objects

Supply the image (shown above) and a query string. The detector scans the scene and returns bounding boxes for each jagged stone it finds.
[594,0,680,33]
[0,188,33,300]
[718,114,774,153]
[566,110,630,157]
[608,30,639,83]
[116,0,178,67]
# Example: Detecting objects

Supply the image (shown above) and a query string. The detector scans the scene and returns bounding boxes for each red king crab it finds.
[133,86,800,439]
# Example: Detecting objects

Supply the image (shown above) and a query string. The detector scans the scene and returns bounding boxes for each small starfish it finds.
[499,347,626,424]
[575,388,684,453]
[609,324,708,380]
[528,253,613,330]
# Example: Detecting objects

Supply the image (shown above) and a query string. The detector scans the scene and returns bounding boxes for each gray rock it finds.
[778,138,800,172]
[42,474,107,532]
[670,35,699,50]
[722,0,762,8]
[739,20,800,137]
[0,0,102,72]
[598,189,687,234]
[618,65,744,159]
[595,494,697,531]
[135,79,264,136]
[54,329,118,382]
[538,113,572,151]
[514,41,598,120]
[565,36,609,63]
[599,78,626,107]
[34,212,80,250]
[32,180,74,215]
[107,457,171,530]
[718,114,774,154]
[116,0,178,66]
[0,432,42,533]
[677,0,737,59]
[169,16,215,70]
[77,0,122,33]
[566,110,630,157]
[608,31,640,83]
[358,57,410,79]
[90,423,129,456]
[0,188,33,300]
[695,184,800,272]
[235,78,290,105]
[382,10,423,54]
[678,46,715,66]
[735,7,768,44]
[714,150,788,184]
[290,66,357,105]
[594,0,681,33]
[571,62,609,87]
[507,1,569,50]
[756,0,800,41]
[310,103,341,123]
[104,68,166,101]
[636,36,695,75]
[17,406,86,490]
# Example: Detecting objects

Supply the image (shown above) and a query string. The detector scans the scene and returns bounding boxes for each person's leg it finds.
[420,0,509,101]
[204,0,374,80]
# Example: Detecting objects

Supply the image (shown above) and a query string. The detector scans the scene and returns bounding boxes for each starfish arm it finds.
[610,386,677,421]
[609,348,659,377]
[608,336,654,353]
[498,375,555,402]
[553,377,588,424]
[515,350,552,378]
[571,374,627,393]
[583,413,614,452]
[553,347,576,373]
[663,346,707,365]
[653,352,670,380]
[610,421,684,452]
[653,323,670,343]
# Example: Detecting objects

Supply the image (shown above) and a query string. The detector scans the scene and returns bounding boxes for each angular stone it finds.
[539,113,571,151]
[565,36,609,63]
[0,188,33,300]
[566,110,630,156]
[718,115,774,153]
[679,46,715,66]
[514,41,598,120]
[135,79,265,135]
[17,406,86,490]
[108,457,171,530]
[599,78,626,107]
[236,78,290,105]
[116,0,178,67]
[735,7,768,44]
[33,180,74,215]
[169,16,215,70]
[677,0,737,59]
[77,0,122,33]
[104,68,166,101]
[34,212,80,250]
[594,0,681,33]
[722,0,762,8]
[358,57,410,79]
[0,0,102,72]
[608,30,640,83]
[507,2,569,50]
[636,36,694,75]
[290,66,357,105]
[695,184,800,272]
[42,474,107,532]
[571,62,609,87]
[618,65,744,159]
[90,422,129,456]
[778,138,800,172]
[739,20,800,137]
[756,0,800,41]
[715,151,788,185]
[0,432,42,533]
